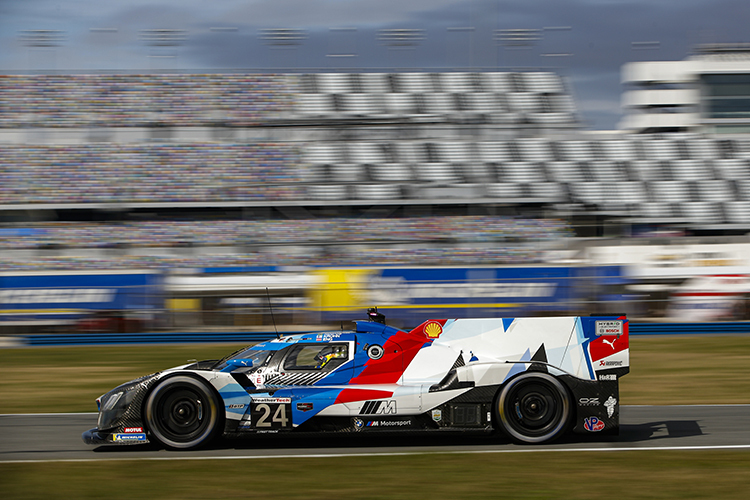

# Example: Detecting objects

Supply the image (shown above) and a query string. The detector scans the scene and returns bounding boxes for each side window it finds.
[283,344,349,371]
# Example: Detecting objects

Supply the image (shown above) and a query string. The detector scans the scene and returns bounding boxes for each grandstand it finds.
[2,69,750,274]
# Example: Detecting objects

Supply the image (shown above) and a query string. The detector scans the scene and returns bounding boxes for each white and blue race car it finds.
[83,309,629,449]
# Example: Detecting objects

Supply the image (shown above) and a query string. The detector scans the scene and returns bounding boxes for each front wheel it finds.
[145,375,222,449]
[496,372,571,444]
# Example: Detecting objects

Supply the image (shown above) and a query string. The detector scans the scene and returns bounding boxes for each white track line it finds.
[4,444,750,464]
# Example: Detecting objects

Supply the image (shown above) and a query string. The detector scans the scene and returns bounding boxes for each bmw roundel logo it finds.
[352,417,364,431]
[367,344,384,360]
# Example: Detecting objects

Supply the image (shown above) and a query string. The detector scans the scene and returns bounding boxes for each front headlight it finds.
[97,376,154,430]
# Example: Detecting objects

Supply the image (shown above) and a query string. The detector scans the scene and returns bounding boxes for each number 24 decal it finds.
[253,403,291,428]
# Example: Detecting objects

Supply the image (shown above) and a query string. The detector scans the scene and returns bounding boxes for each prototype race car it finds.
[83,310,629,449]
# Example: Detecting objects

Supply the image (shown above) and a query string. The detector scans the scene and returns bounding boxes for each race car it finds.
[82,309,629,449]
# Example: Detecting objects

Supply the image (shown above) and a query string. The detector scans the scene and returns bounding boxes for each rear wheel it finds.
[496,372,571,444]
[145,375,222,449]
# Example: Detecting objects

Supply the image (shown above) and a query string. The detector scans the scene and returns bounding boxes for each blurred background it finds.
[3,0,750,336]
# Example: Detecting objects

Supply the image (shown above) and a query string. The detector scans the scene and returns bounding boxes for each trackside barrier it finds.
[14,322,750,346]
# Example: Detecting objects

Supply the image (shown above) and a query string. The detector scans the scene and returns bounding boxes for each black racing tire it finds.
[495,372,571,444]
[144,375,222,450]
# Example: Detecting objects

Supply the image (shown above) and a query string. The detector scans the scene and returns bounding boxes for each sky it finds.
[2,0,750,130]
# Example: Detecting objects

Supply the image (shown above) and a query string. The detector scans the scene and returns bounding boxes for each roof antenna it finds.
[266,287,280,339]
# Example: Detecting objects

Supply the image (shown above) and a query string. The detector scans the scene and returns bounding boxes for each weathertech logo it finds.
[424,322,443,339]
[361,400,397,415]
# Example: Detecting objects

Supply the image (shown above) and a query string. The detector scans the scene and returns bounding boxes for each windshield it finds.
[214,344,279,371]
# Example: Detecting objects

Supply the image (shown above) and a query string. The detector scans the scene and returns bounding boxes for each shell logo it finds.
[424,321,443,339]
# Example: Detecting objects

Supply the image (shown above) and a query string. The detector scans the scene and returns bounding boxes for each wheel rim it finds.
[145,376,219,449]
[498,373,570,443]
[156,387,207,439]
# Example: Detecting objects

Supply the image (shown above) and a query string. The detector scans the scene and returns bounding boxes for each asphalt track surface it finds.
[2,405,750,463]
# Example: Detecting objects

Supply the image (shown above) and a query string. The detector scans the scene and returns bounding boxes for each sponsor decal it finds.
[123,427,143,433]
[599,360,623,367]
[113,433,147,442]
[595,320,623,336]
[252,397,291,404]
[583,417,605,432]
[0,288,116,304]
[424,321,443,339]
[316,333,343,342]
[366,344,384,360]
[599,374,617,381]
[604,396,617,418]
[365,419,412,428]
[352,417,364,431]
[228,404,245,409]
[578,397,600,406]
[297,402,314,412]
[431,409,442,422]
[361,400,397,415]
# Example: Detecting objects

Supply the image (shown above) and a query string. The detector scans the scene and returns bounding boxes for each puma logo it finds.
[602,338,617,350]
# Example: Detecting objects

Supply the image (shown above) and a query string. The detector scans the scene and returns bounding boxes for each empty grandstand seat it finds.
[639,202,676,219]
[479,72,513,93]
[500,162,545,183]
[686,138,721,159]
[304,143,343,165]
[477,141,513,163]
[546,161,584,183]
[384,93,418,115]
[671,159,714,181]
[486,183,522,199]
[713,159,750,180]
[397,73,434,93]
[296,94,335,117]
[697,179,735,202]
[414,163,460,184]
[353,184,401,200]
[315,73,352,94]
[368,163,414,182]
[517,138,555,162]
[724,201,750,223]
[360,73,391,93]
[680,202,723,224]
[601,140,638,162]
[529,182,565,201]
[307,184,349,200]
[439,72,475,93]
[523,72,565,93]
[330,163,365,183]
[558,140,594,162]
[590,161,627,183]
[650,180,692,203]
[617,181,648,206]
[629,160,667,182]
[347,142,385,164]
[643,139,680,161]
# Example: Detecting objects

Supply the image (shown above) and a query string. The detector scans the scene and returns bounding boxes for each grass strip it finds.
[2,450,749,499]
